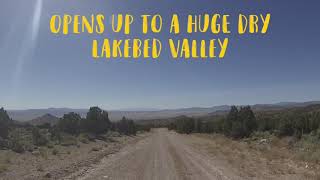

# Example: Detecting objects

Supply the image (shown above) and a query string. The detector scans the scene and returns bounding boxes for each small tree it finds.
[168,122,176,131]
[175,116,195,134]
[0,108,11,139]
[194,119,202,133]
[9,129,25,153]
[238,106,257,137]
[278,116,294,136]
[116,117,137,135]
[58,112,81,135]
[227,106,257,138]
[81,107,111,134]
[128,120,137,135]
[230,121,245,138]
[224,106,238,135]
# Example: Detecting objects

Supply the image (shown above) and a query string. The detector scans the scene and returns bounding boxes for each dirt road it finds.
[67,129,240,180]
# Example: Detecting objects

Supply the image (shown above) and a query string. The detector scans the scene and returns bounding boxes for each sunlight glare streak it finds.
[12,0,43,99]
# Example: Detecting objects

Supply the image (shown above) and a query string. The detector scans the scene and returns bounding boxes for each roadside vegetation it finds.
[168,106,258,138]
[0,106,151,175]
[168,104,320,167]
[169,105,320,138]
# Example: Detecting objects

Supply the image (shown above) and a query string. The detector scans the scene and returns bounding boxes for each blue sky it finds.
[0,0,320,110]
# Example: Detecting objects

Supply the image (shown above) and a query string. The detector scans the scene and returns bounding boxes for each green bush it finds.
[32,127,48,146]
[0,137,8,149]
[8,129,25,153]
[115,117,137,135]
[39,147,48,159]
[278,117,294,137]
[9,137,25,153]
[60,134,78,146]
[175,116,195,134]
[169,105,258,138]
[230,121,246,138]
[78,133,90,144]
[0,108,11,139]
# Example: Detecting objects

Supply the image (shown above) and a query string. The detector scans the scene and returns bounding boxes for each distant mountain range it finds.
[7,101,320,122]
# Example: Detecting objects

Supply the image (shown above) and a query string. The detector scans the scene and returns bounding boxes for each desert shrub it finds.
[257,115,278,132]
[32,127,48,146]
[255,105,320,138]
[39,147,48,159]
[78,133,90,144]
[278,117,294,137]
[239,106,257,135]
[295,134,320,163]
[212,117,226,133]
[230,121,245,138]
[9,138,25,153]
[251,131,272,139]
[0,137,8,149]
[91,147,101,152]
[200,121,214,133]
[49,125,63,144]
[136,124,152,132]
[169,106,257,138]
[168,122,176,131]
[164,104,320,141]
[37,123,51,129]
[60,134,78,146]
[52,148,59,155]
[47,143,54,149]
[309,112,320,131]
[8,129,25,153]
[314,128,320,139]
[224,106,238,135]
[0,164,7,174]
[115,117,137,135]
[193,119,203,133]
[0,108,11,139]
[175,116,195,134]
[226,106,257,138]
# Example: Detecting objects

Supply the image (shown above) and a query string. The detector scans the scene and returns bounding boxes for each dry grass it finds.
[191,133,319,179]
[0,151,13,174]
[0,132,146,179]
[0,163,8,174]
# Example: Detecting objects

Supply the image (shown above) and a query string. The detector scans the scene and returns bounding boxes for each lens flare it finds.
[12,0,43,98]
[31,0,42,42]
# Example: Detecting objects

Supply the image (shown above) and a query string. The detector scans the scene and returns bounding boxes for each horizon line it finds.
[4,100,320,111]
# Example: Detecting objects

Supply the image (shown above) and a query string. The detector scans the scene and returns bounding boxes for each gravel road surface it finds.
[69,129,239,180]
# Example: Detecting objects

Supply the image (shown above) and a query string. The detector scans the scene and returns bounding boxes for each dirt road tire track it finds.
[67,129,239,180]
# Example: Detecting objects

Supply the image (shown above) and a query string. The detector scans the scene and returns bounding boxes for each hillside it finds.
[27,113,60,126]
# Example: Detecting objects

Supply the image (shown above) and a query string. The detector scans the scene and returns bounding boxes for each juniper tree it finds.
[58,112,81,135]
[81,107,111,134]
[0,108,11,138]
